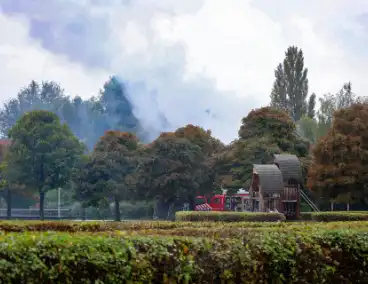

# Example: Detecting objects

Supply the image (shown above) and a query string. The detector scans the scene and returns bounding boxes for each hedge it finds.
[176,211,286,222]
[0,230,368,283]
[176,211,368,222]
[2,219,368,234]
[0,220,283,232]
[311,212,368,222]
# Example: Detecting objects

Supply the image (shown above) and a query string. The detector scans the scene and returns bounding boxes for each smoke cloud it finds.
[0,0,262,143]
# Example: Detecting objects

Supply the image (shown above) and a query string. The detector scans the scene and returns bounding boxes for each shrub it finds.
[299,212,313,220]
[0,230,367,283]
[311,211,368,222]
[175,211,286,222]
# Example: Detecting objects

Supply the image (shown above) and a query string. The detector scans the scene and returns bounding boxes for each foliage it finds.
[174,124,225,156]
[173,124,225,195]
[75,131,140,221]
[220,107,310,190]
[99,77,144,140]
[176,211,286,222]
[307,93,316,119]
[0,78,143,149]
[137,132,210,219]
[309,212,368,222]
[3,110,85,219]
[0,229,368,282]
[297,115,318,143]
[1,218,368,233]
[316,82,358,138]
[270,46,314,121]
[308,103,368,204]
[238,106,296,140]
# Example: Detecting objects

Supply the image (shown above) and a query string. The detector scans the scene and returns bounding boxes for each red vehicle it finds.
[195,189,251,212]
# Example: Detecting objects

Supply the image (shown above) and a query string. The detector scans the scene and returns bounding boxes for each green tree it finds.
[270,46,314,121]
[307,93,316,119]
[0,78,143,150]
[137,132,207,220]
[297,116,318,143]
[3,110,85,220]
[308,102,368,205]
[219,107,310,190]
[316,82,356,138]
[75,131,140,221]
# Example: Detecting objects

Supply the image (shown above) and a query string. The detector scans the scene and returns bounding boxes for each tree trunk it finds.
[166,202,176,221]
[6,188,11,220]
[153,197,169,220]
[114,196,121,222]
[39,191,45,221]
[188,196,196,211]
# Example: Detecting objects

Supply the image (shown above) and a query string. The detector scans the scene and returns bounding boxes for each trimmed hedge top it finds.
[176,211,286,222]
[0,229,368,283]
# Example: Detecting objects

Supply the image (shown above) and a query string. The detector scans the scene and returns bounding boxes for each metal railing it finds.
[0,208,71,218]
[300,190,320,212]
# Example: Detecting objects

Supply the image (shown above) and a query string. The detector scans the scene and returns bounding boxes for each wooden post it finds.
[296,184,301,219]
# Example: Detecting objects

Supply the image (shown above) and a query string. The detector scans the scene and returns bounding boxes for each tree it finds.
[307,93,316,119]
[308,103,368,205]
[297,116,318,143]
[0,78,143,150]
[137,132,207,220]
[221,107,310,190]
[99,77,141,134]
[0,81,69,137]
[316,82,356,138]
[3,110,85,220]
[174,124,225,157]
[75,131,140,221]
[270,46,313,121]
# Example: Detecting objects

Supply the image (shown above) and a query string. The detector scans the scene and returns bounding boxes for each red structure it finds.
[195,189,251,212]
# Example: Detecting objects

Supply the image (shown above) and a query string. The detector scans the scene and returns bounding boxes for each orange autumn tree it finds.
[174,124,225,156]
[307,103,368,204]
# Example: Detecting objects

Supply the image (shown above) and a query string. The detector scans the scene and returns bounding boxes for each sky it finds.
[0,0,368,142]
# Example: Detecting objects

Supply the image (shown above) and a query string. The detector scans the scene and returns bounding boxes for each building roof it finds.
[274,154,303,185]
[252,164,284,193]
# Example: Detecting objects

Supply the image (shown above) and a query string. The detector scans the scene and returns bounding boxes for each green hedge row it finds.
[2,220,368,237]
[308,212,368,221]
[0,230,367,283]
[176,211,368,222]
[176,211,286,222]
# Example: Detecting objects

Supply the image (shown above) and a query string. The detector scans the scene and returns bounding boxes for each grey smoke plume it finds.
[0,0,260,143]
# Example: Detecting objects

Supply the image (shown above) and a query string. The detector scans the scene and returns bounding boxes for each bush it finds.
[0,230,368,283]
[311,211,368,222]
[1,219,368,235]
[299,212,313,220]
[0,220,279,232]
[176,211,286,222]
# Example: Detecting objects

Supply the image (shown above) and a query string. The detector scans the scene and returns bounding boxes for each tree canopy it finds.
[1,44,367,217]
[220,107,310,190]
[308,102,368,204]
[75,131,140,221]
[3,110,85,219]
[270,46,315,121]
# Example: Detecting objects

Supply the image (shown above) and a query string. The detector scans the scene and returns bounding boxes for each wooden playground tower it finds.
[249,154,303,219]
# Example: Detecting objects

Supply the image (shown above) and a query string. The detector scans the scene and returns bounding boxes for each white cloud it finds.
[1,0,368,142]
